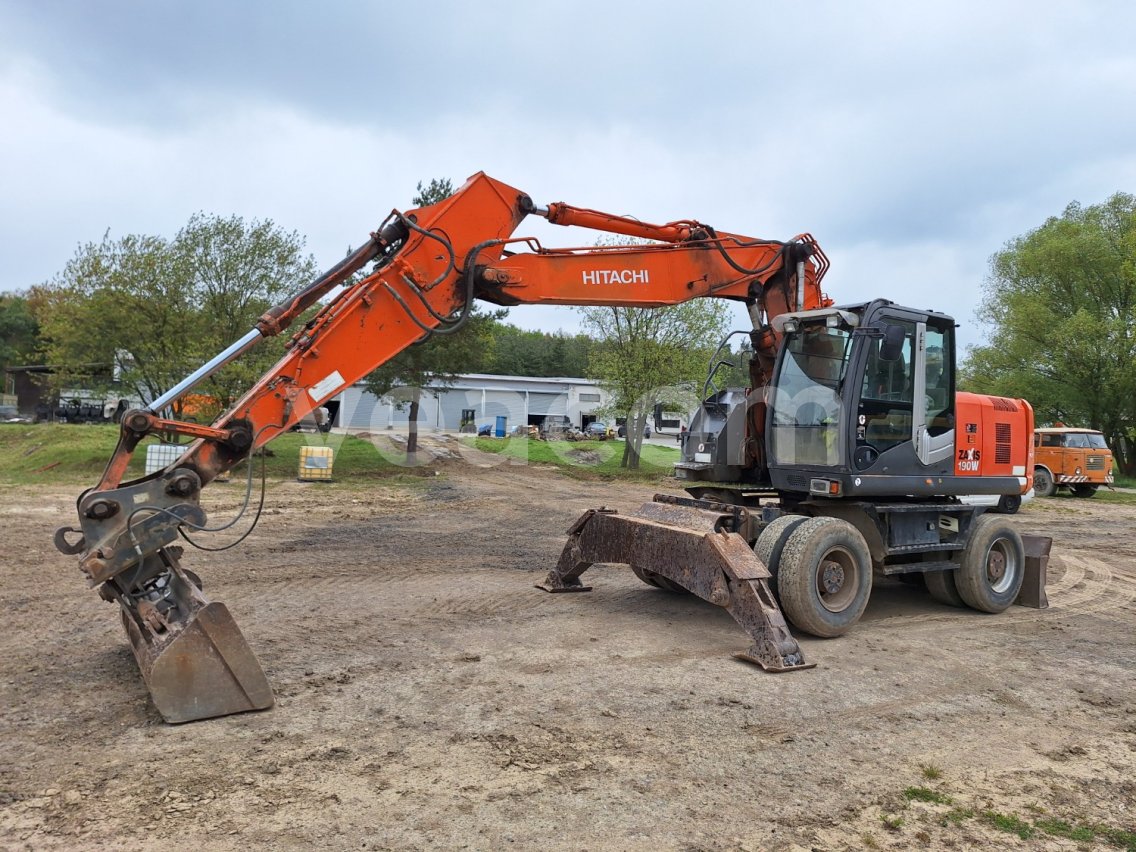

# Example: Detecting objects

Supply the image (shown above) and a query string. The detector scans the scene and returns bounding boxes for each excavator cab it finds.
[766,299,1025,501]
[676,299,973,496]
[767,299,957,496]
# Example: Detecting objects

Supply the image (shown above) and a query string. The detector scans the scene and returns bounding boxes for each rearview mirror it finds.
[879,325,906,362]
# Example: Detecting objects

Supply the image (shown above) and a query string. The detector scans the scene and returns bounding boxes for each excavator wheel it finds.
[777,517,872,638]
[753,514,809,587]
[924,569,966,607]
[630,564,689,594]
[953,515,1025,613]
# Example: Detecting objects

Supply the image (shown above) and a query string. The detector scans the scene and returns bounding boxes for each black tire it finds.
[953,515,1025,613]
[1071,484,1098,498]
[753,515,809,586]
[777,517,872,638]
[1033,467,1056,498]
[924,569,965,607]
[994,494,1022,514]
[629,564,689,594]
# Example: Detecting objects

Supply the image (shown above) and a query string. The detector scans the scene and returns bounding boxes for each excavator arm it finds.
[55,172,830,722]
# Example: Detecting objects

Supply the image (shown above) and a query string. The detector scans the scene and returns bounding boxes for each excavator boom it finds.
[56,172,831,721]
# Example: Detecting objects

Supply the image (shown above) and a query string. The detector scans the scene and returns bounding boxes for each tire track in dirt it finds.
[1041,552,1136,615]
[858,549,1136,636]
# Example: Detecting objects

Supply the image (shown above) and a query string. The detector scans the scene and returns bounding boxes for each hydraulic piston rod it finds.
[148,328,263,414]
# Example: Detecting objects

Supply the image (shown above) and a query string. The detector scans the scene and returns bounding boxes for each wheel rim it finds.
[987,538,1020,594]
[816,546,859,612]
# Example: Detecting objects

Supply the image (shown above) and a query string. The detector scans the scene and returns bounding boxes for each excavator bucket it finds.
[540,497,814,672]
[117,551,273,723]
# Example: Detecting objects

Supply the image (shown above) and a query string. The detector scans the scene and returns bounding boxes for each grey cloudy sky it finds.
[2,0,1134,353]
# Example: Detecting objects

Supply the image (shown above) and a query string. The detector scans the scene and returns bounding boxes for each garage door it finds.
[438,389,484,431]
[339,387,378,431]
[480,391,526,432]
[527,392,566,417]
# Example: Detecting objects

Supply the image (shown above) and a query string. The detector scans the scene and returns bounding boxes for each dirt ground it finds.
[2,440,1134,850]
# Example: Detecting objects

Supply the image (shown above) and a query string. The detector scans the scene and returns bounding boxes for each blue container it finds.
[495,415,507,438]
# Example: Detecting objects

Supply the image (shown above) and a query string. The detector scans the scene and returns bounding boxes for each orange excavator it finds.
[53,173,1042,722]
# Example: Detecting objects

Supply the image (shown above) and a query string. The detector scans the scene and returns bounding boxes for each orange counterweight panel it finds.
[953,392,1034,491]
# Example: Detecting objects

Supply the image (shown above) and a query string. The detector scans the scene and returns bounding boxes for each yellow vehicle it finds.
[1033,427,1114,498]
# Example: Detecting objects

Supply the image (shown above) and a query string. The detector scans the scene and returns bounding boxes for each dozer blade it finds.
[117,551,273,723]
[540,502,814,672]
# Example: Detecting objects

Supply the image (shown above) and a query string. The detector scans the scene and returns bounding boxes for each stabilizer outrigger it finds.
[540,495,814,672]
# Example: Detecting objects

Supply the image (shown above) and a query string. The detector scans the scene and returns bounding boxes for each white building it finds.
[333,373,609,433]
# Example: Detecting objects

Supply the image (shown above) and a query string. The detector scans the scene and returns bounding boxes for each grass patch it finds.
[981,810,1034,840]
[932,801,1134,849]
[0,424,681,488]
[879,814,903,832]
[0,424,409,486]
[1097,825,1136,851]
[256,432,406,480]
[1034,488,1136,507]
[0,424,145,484]
[919,763,943,781]
[903,786,952,805]
[1034,818,1095,842]
[940,807,974,826]
[1094,489,1136,506]
[463,436,680,480]
[896,779,1135,850]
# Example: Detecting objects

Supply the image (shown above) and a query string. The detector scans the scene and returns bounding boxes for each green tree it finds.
[173,213,319,411]
[0,293,40,377]
[962,193,1136,474]
[482,323,596,377]
[581,301,730,469]
[360,177,501,456]
[35,217,318,419]
[712,336,756,390]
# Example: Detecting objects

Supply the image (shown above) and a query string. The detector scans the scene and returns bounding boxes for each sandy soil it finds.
[2,441,1134,850]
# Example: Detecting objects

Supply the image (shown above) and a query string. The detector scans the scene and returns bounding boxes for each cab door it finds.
[850,312,954,470]
[912,322,955,466]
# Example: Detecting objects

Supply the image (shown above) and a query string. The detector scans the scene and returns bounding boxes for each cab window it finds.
[923,324,953,437]
[857,320,915,453]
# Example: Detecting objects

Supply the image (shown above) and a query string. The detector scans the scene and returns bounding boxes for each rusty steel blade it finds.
[541,503,813,672]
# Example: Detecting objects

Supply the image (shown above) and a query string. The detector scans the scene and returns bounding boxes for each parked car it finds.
[584,422,610,440]
[617,423,651,439]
